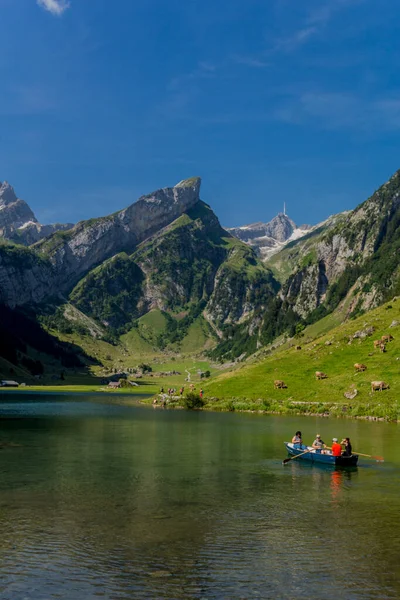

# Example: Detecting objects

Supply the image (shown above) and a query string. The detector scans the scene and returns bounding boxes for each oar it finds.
[353,451,384,462]
[283,448,312,465]
[327,446,384,462]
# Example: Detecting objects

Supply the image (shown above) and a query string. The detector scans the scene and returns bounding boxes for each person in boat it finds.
[341,437,352,456]
[292,431,304,449]
[331,438,342,457]
[312,434,326,453]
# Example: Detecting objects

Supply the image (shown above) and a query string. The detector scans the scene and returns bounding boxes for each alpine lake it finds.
[1,393,400,600]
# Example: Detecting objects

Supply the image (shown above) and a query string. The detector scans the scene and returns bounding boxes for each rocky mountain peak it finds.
[0,178,76,245]
[226,210,310,260]
[175,176,201,190]
[0,181,18,205]
[264,212,297,242]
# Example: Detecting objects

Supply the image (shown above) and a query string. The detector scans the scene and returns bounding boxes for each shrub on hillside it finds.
[182,392,205,410]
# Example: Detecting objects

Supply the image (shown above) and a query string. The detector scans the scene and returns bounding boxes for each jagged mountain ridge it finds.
[206,169,400,361]
[68,200,278,336]
[0,169,400,369]
[0,181,73,245]
[227,212,311,259]
[0,177,202,307]
[269,171,400,320]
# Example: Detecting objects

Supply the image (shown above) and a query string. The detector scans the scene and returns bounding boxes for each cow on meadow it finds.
[381,334,394,343]
[274,380,287,389]
[371,381,390,392]
[315,371,328,380]
[354,363,367,372]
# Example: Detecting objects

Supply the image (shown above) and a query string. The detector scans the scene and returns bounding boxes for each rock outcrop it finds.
[273,170,400,319]
[0,181,37,238]
[0,245,54,307]
[0,180,73,244]
[37,177,202,292]
[0,177,202,307]
[227,213,310,259]
[70,199,277,332]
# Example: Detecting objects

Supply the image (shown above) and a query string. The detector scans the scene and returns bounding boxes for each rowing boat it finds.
[284,442,359,466]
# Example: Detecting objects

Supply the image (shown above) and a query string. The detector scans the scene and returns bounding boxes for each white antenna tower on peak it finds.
[283,202,286,216]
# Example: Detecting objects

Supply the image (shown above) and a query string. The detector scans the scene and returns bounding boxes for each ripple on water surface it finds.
[0,398,400,599]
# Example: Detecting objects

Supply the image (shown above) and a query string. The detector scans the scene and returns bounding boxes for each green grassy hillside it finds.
[205,299,400,420]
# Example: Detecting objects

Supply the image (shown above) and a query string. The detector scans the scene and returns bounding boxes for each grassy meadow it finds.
[204,300,400,420]
[2,293,399,422]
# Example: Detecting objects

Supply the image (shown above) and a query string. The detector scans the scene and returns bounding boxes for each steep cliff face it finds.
[0,177,202,308]
[269,170,400,320]
[69,200,278,336]
[16,221,74,245]
[0,243,55,307]
[227,213,310,259]
[37,177,202,292]
[0,182,37,238]
[1,169,400,365]
[0,180,74,245]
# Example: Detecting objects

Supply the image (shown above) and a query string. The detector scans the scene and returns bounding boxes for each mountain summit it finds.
[226,212,310,259]
[0,179,73,244]
[0,181,37,238]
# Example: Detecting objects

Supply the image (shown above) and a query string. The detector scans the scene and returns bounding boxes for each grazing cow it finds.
[373,340,382,348]
[315,371,328,380]
[274,380,287,389]
[371,381,390,392]
[381,334,394,343]
[354,363,367,372]
[295,345,302,350]
[380,343,387,353]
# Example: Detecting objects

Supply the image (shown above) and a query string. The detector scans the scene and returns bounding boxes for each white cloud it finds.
[274,90,400,132]
[37,0,70,16]
[268,0,365,55]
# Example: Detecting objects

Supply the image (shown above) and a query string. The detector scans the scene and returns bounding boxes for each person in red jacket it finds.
[331,438,342,457]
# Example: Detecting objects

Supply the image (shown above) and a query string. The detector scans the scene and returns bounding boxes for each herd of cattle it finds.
[273,334,394,392]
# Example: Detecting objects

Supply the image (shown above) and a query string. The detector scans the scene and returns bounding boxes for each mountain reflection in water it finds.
[0,396,399,599]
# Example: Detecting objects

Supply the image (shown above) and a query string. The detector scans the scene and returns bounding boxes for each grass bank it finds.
[203,300,400,421]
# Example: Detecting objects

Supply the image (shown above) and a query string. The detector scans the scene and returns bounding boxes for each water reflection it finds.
[0,399,400,599]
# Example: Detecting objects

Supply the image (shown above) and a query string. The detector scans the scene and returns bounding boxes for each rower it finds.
[312,434,326,453]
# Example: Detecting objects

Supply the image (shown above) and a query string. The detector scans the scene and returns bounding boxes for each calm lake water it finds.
[1,394,400,600]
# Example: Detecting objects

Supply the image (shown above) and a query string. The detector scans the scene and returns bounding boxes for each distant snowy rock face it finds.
[226,213,311,260]
[0,180,73,244]
[0,181,37,238]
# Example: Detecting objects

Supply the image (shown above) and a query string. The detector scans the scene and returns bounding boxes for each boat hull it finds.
[284,442,358,466]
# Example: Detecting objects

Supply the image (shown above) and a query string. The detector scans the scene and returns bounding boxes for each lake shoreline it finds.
[1,387,398,422]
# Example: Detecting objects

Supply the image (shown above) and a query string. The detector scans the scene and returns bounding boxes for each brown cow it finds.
[315,371,328,380]
[354,363,367,372]
[373,340,382,348]
[295,346,302,350]
[381,334,394,343]
[371,381,390,392]
[274,380,287,389]
[380,343,387,353]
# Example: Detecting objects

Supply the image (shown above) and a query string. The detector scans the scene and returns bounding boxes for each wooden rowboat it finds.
[284,442,359,466]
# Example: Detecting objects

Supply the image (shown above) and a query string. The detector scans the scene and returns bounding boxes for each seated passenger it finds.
[312,434,326,453]
[291,431,304,449]
[331,438,342,457]
[341,437,352,456]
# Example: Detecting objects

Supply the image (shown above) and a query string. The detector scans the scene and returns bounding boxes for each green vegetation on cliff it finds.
[70,253,145,332]
[67,201,277,355]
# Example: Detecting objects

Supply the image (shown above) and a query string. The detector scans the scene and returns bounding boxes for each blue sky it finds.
[1,0,400,227]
